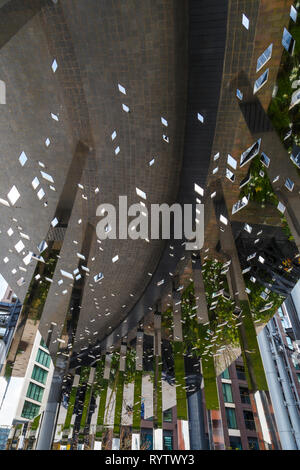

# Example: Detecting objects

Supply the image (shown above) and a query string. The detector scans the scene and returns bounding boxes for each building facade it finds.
[0,0,300,453]
[0,328,54,450]
[0,286,21,374]
[217,357,271,450]
[257,283,300,450]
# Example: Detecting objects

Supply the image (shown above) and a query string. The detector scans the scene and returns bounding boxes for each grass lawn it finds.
[132,370,143,431]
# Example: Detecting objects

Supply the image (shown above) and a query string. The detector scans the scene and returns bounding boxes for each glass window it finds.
[293,359,300,371]
[256,44,273,72]
[0,327,7,337]
[240,387,251,404]
[163,408,173,422]
[225,407,238,429]
[229,436,242,450]
[31,365,48,385]
[141,429,153,450]
[282,28,295,54]
[21,401,40,420]
[141,401,144,419]
[261,152,270,168]
[297,373,300,384]
[254,69,269,94]
[240,139,261,167]
[290,5,298,22]
[286,336,293,350]
[40,337,47,348]
[163,430,173,450]
[36,349,51,368]
[236,89,243,100]
[242,13,249,30]
[26,382,44,403]
[236,365,246,381]
[281,317,290,329]
[221,368,230,379]
[222,383,234,403]
[248,437,259,450]
[243,410,256,431]
[0,428,10,451]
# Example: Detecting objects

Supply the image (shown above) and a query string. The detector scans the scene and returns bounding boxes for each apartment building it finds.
[0,329,54,428]
[217,357,268,450]
[258,289,300,450]
[0,286,21,374]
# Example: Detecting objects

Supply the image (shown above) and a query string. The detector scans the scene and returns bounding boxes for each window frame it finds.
[36,348,51,368]
[239,386,251,405]
[26,382,44,403]
[221,368,230,379]
[21,400,40,420]
[256,44,273,72]
[225,407,238,429]
[222,383,234,403]
[243,410,256,431]
[31,364,48,385]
